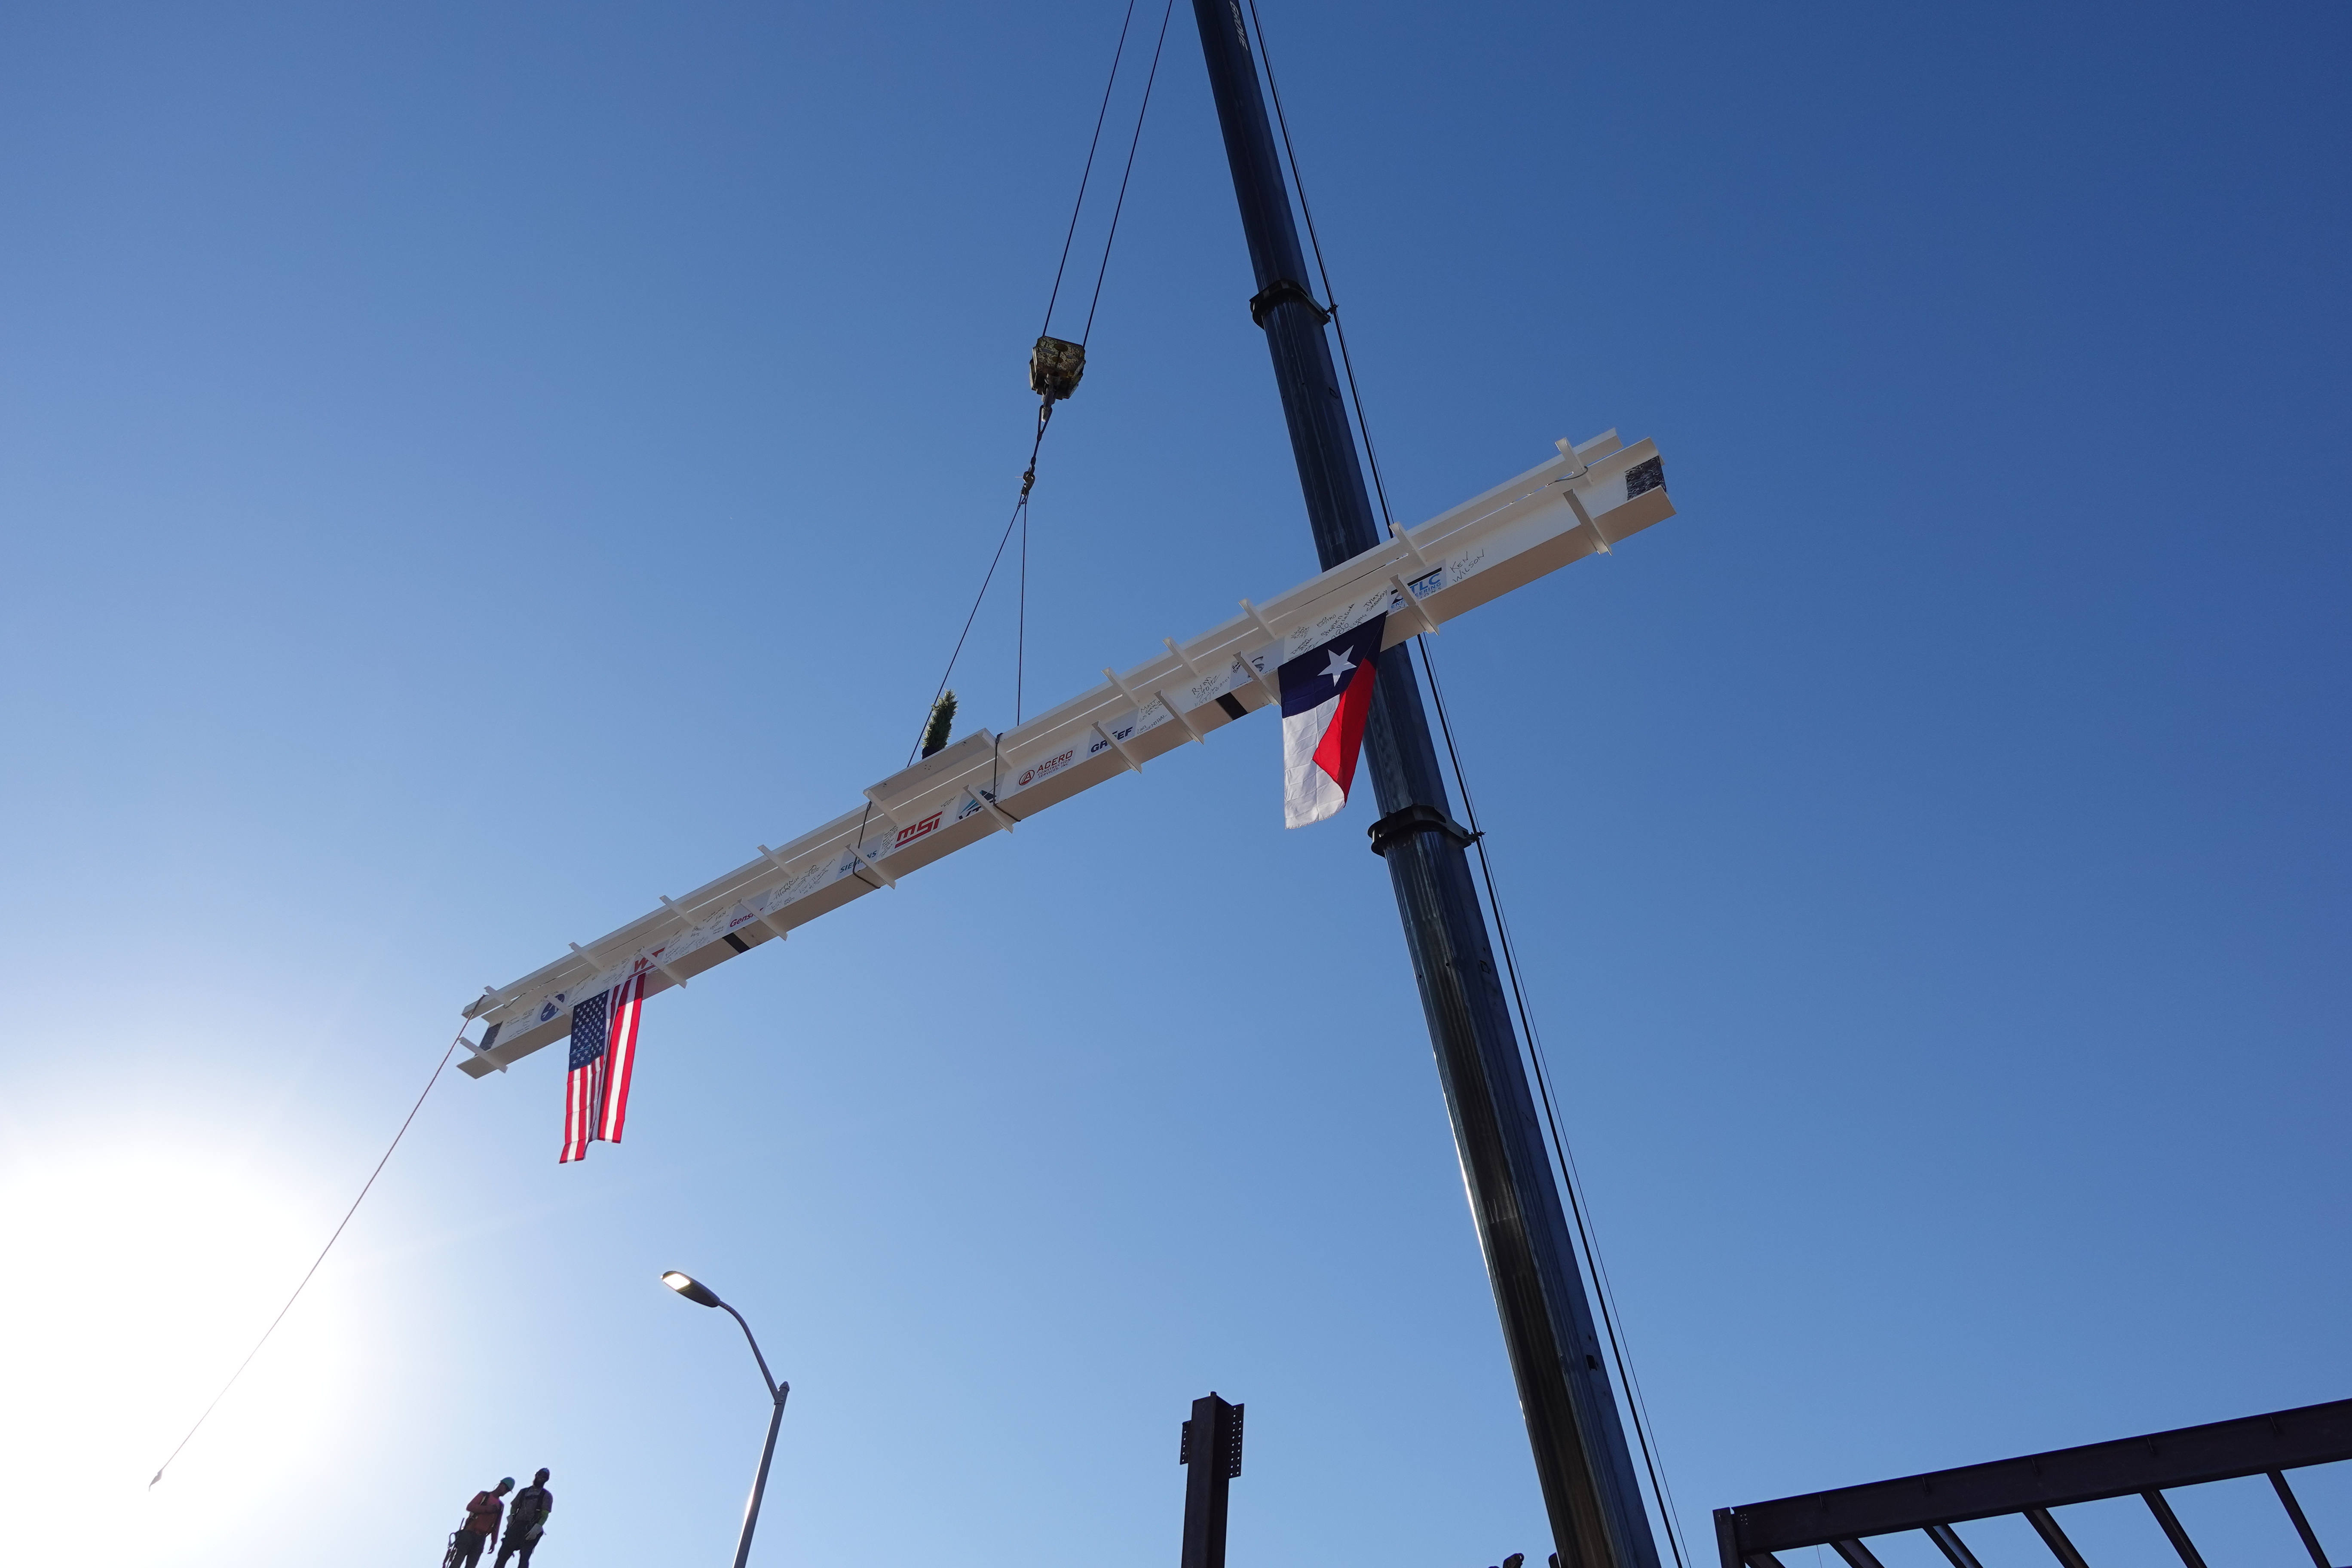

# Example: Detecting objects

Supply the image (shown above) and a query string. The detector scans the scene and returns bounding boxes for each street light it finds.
[662,1271,789,1568]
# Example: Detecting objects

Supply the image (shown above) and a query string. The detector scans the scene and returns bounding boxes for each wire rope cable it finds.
[1040,0,1144,340]
[914,0,1174,757]
[904,409,1048,765]
[1018,492,1029,724]
[1239,0,1397,533]
[148,1030,464,1488]
[1240,6,1692,1563]
[1417,635,1694,1568]
[1080,0,1178,345]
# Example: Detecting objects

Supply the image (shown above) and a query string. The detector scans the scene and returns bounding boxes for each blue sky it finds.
[1,3,2345,1568]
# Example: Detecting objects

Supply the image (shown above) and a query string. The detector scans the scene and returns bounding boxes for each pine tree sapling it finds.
[921,690,958,757]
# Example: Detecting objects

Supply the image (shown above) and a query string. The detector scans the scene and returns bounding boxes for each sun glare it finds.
[0,1150,353,1566]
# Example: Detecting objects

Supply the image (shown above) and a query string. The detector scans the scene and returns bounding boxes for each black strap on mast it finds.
[1183,9,1664,1568]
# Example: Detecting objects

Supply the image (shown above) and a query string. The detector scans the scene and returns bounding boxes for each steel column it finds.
[1185,8,1659,1568]
[1179,1393,1245,1568]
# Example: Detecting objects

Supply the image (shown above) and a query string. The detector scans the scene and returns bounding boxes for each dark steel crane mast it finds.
[1185,8,1664,1568]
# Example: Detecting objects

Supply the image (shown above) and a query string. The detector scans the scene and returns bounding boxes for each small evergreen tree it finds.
[921,690,958,757]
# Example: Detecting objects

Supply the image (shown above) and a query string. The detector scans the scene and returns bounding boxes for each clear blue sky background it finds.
[1,3,2345,1568]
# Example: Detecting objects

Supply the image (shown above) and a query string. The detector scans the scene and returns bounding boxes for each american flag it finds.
[559,971,646,1164]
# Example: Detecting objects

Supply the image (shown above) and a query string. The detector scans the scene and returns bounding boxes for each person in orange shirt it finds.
[451,1479,512,1568]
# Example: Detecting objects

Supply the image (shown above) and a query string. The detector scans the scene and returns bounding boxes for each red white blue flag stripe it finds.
[1280,612,1386,829]
[559,971,646,1164]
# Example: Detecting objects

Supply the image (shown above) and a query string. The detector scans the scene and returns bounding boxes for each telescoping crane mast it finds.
[1185,9,1666,1568]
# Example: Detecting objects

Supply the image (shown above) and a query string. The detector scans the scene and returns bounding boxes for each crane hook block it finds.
[1029,336,1086,402]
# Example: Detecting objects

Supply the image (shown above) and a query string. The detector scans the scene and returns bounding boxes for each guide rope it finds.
[1240,6,1693,1564]
[912,0,1174,760]
[148,1030,461,1488]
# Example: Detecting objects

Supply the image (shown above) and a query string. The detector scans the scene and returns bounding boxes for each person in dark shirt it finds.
[495,1469,554,1568]
[451,1479,512,1568]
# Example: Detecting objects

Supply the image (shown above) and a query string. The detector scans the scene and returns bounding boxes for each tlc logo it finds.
[894,812,943,848]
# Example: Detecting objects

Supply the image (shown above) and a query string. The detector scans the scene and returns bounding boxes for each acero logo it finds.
[1015,749,1077,787]
[894,812,943,848]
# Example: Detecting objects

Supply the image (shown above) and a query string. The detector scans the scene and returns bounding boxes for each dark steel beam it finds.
[2269,1470,2334,1568]
[1717,1510,1799,1568]
[1183,8,1659,1568]
[1714,1507,1744,1568]
[1926,1523,1985,1568]
[1831,1540,1887,1568]
[2141,1490,2208,1568]
[1724,1399,2352,1553]
[2025,1507,2092,1568]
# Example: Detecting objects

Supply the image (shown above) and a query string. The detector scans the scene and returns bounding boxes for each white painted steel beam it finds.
[456,431,1673,1078]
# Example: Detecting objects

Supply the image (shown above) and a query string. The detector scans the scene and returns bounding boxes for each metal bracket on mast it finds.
[1366,802,1480,858]
[1248,277,1329,326]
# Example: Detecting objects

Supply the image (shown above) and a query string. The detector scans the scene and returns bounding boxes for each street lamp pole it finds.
[662,1272,790,1568]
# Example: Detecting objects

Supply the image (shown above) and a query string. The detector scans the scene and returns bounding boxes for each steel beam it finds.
[1926,1523,1986,1568]
[2141,1490,2208,1568]
[2025,1506,2092,1568]
[2269,1470,2334,1568]
[454,441,1668,1077]
[1724,1399,2352,1555]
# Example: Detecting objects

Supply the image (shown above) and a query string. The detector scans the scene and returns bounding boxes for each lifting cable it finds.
[908,0,1177,766]
[1239,6,1694,1565]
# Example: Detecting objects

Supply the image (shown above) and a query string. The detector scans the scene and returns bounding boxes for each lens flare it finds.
[0,1151,350,1566]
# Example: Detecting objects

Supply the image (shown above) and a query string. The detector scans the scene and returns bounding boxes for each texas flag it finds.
[1280,612,1387,828]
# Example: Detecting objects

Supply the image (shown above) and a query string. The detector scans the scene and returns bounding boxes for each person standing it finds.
[494,1468,554,1568]
[451,1479,512,1568]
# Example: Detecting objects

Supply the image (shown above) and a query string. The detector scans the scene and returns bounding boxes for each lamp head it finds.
[661,1270,723,1308]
